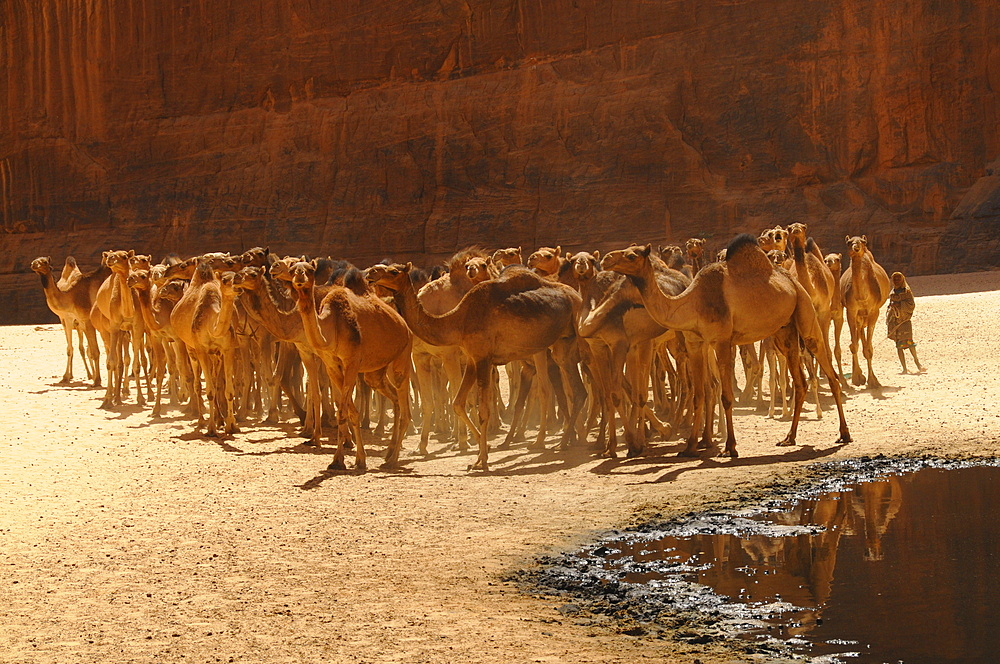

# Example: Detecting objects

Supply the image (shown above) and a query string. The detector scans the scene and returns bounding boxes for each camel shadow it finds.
[615,442,849,484]
[31,380,100,394]
[173,429,244,453]
[297,461,417,490]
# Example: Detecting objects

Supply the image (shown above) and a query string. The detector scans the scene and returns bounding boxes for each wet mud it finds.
[516,456,1000,662]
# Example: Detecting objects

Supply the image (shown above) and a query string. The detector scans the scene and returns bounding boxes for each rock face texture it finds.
[2,0,998,323]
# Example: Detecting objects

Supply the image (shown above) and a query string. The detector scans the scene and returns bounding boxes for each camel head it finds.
[757,229,776,252]
[288,261,317,294]
[527,246,562,276]
[127,269,152,292]
[685,237,705,260]
[492,246,522,268]
[103,250,133,274]
[600,244,652,276]
[786,222,808,248]
[218,271,239,300]
[240,246,270,268]
[233,266,264,293]
[770,226,788,251]
[845,235,868,259]
[464,256,495,284]
[824,253,842,272]
[658,245,683,261]
[129,254,153,275]
[30,256,53,274]
[767,249,788,267]
[569,251,600,281]
[156,279,187,304]
[365,263,411,293]
[269,256,303,282]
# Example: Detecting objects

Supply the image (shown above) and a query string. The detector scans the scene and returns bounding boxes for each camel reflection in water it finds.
[617,477,904,637]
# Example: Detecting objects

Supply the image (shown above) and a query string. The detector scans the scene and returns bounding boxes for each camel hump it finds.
[341,267,369,295]
[724,234,760,260]
[322,289,363,345]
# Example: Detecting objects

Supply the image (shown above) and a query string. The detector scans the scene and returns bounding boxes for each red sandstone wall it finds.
[2,0,998,323]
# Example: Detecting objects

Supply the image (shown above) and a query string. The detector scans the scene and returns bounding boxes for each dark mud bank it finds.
[513,455,1000,661]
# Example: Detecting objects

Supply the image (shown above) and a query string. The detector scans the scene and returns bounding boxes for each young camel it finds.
[31,256,108,384]
[841,235,891,389]
[824,252,846,378]
[575,251,689,458]
[127,270,191,417]
[169,261,241,437]
[91,250,147,409]
[367,263,586,472]
[288,262,412,472]
[601,237,851,458]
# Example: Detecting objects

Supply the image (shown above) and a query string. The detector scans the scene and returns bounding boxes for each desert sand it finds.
[2,271,999,664]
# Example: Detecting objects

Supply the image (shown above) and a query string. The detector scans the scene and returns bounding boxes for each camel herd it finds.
[30,225,894,472]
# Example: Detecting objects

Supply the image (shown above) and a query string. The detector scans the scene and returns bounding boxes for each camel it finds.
[235,264,330,441]
[575,251,688,457]
[491,246,523,271]
[367,263,586,472]
[824,252,846,377]
[601,237,851,458]
[785,223,838,415]
[91,250,148,408]
[841,235,891,388]
[685,238,707,274]
[31,256,108,385]
[169,260,241,436]
[526,246,564,279]
[287,261,412,471]
[127,270,192,417]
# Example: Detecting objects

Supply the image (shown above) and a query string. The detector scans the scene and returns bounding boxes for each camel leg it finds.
[776,327,808,447]
[299,352,324,445]
[381,352,412,468]
[442,352,469,451]
[625,341,654,457]
[452,362,482,449]
[221,350,240,435]
[499,362,535,449]
[805,332,852,446]
[528,352,553,450]
[832,315,846,386]
[85,322,102,388]
[76,324,93,382]
[468,360,494,472]
[679,341,707,457]
[58,317,75,383]
[150,339,166,418]
[863,318,880,389]
[412,354,436,454]
[715,343,739,458]
[848,314,866,386]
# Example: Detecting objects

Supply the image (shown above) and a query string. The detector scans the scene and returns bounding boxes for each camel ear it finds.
[593,250,600,261]
[564,249,572,259]
[845,235,851,244]
[128,250,135,257]
[310,258,318,268]
[641,244,652,258]
[491,249,502,261]
[405,262,413,272]
[861,234,867,244]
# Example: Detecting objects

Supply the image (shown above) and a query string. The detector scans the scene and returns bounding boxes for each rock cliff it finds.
[2,0,998,323]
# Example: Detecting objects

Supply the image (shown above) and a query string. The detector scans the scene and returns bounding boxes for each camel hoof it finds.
[59,377,72,385]
[355,460,367,473]
[867,378,881,389]
[719,448,738,459]
[677,448,700,458]
[327,459,347,471]
[851,374,866,386]
[600,450,618,460]
[776,437,795,447]
[625,447,643,459]
[467,459,489,472]
[206,430,219,438]
[417,445,429,456]
[836,433,852,445]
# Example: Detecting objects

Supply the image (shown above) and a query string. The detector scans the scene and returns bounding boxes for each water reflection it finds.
[613,466,1000,663]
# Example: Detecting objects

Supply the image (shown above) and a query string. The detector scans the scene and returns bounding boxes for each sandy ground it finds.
[2,271,1000,664]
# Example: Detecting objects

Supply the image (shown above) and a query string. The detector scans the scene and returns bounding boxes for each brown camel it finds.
[407,248,496,453]
[31,256,108,385]
[841,235,891,388]
[236,265,331,442]
[575,251,688,457]
[169,261,241,436]
[288,261,412,471]
[491,246,523,270]
[785,223,839,414]
[601,237,851,458]
[367,263,586,472]
[824,252,846,378]
[526,246,564,279]
[127,270,192,417]
[91,250,148,408]
[685,238,707,274]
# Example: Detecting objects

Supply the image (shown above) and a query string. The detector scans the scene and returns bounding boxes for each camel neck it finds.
[113,270,135,320]
[295,285,333,349]
[212,290,238,339]
[628,260,693,334]
[394,278,462,347]
[244,288,302,342]
[134,288,162,332]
